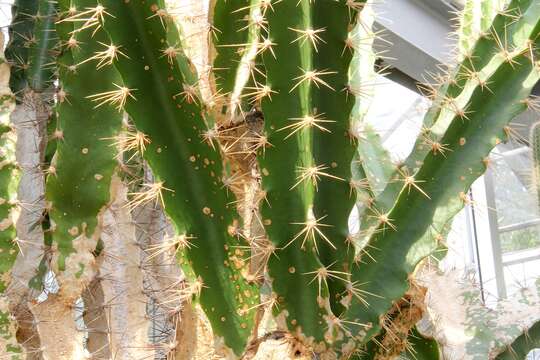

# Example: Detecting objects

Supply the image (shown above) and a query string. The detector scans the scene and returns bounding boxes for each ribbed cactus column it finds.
[97,1,259,354]
[258,0,361,347]
[47,0,123,300]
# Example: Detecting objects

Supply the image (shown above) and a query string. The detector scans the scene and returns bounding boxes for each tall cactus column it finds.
[97,1,259,355]
[258,0,362,349]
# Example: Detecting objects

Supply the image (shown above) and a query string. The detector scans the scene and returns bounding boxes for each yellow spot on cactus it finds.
[291,319,297,326]
[331,162,337,168]
[203,207,211,215]
[157,147,162,153]
[263,219,271,225]
[190,155,196,162]
[240,323,247,329]
[459,137,466,146]
[144,65,150,71]
[262,168,269,176]
[81,148,89,154]
[94,174,103,181]
[288,266,296,274]
[204,158,210,165]
[68,226,79,236]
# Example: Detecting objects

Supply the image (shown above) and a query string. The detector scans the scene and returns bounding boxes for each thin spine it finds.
[97,1,259,354]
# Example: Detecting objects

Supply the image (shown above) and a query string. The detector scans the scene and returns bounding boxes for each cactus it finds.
[0,88,20,357]
[0,0,539,358]
[496,319,540,359]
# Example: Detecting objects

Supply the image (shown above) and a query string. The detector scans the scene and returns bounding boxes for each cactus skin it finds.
[257,0,361,343]
[5,0,39,98]
[400,327,441,360]
[27,0,58,93]
[47,0,123,274]
[97,1,259,354]
[495,320,540,359]
[0,94,22,357]
[212,0,251,103]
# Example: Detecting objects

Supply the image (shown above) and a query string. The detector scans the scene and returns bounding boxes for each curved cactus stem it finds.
[345,42,540,347]
[46,0,123,301]
[97,1,259,354]
[458,0,505,58]
[495,320,540,359]
[355,0,540,267]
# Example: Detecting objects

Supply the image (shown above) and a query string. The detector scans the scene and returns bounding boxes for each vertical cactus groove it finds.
[212,0,251,103]
[47,0,122,276]
[97,1,258,354]
[311,1,357,316]
[27,0,58,92]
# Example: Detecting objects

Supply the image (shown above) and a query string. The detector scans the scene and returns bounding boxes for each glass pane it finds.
[500,225,540,253]
[491,144,540,253]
